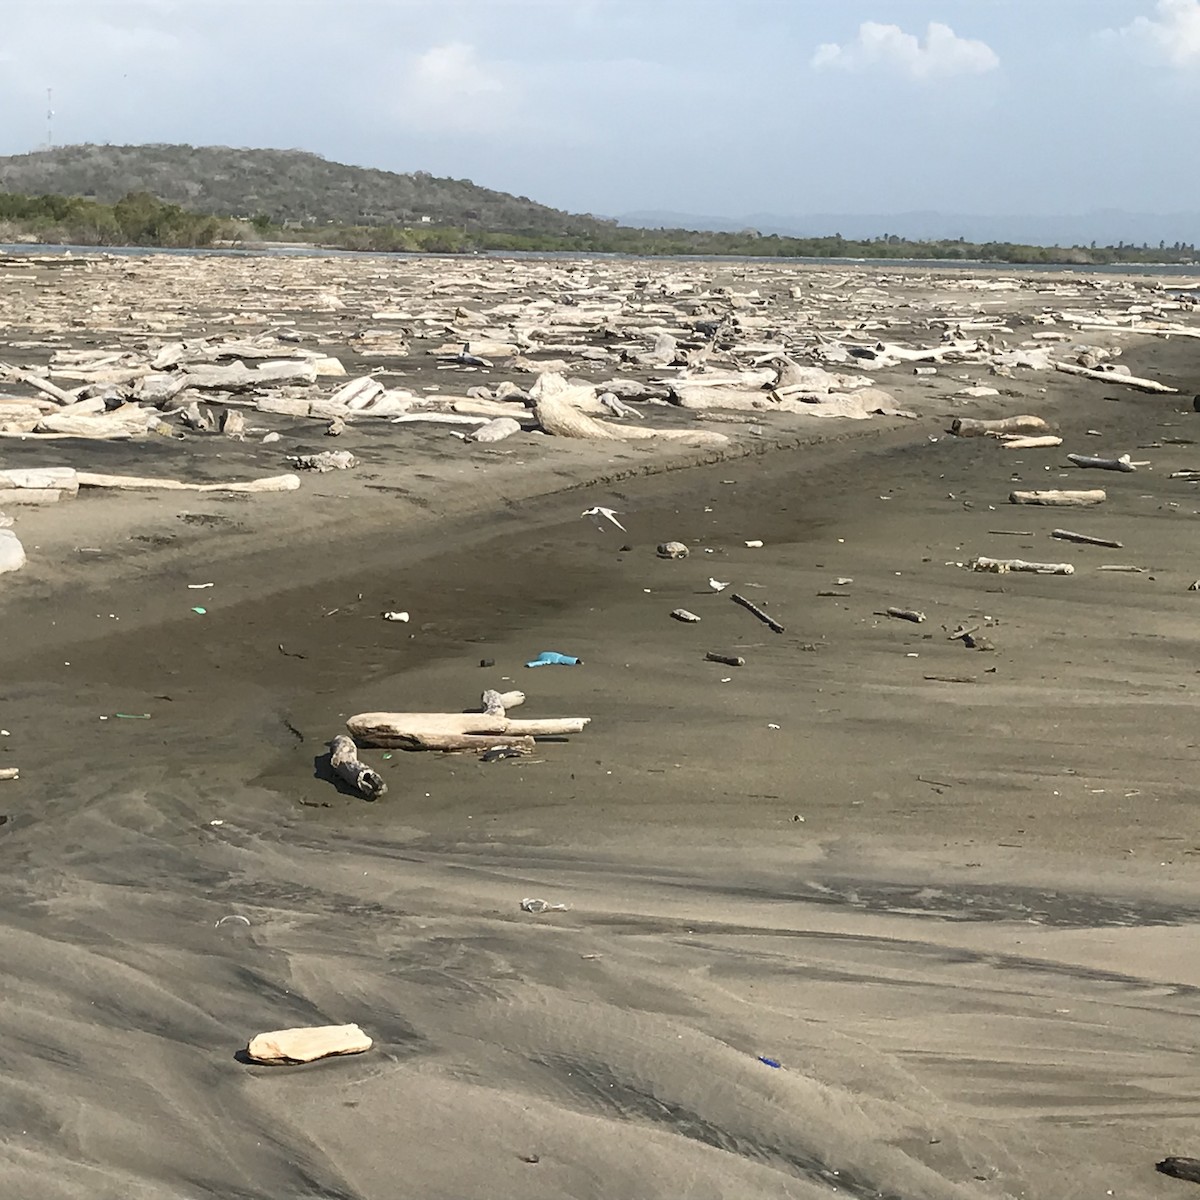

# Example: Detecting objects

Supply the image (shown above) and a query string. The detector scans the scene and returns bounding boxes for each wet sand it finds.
[2,260,1200,1198]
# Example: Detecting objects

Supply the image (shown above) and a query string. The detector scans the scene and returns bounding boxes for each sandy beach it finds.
[2,252,1200,1199]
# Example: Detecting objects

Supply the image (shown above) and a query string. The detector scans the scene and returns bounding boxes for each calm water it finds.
[1,241,1198,281]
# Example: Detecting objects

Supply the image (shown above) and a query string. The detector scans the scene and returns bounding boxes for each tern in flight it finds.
[581,506,627,532]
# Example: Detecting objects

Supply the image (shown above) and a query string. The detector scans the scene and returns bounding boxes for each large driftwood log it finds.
[1066,452,1135,472]
[76,472,300,493]
[328,734,387,800]
[36,410,161,438]
[971,557,1074,575]
[1052,361,1177,394]
[1010,490,1106,506]
[1051,529,1123,548]
[347,711,589,751]
[181,360,319,391]
[480,689,525,715]
[951,415,1050,437]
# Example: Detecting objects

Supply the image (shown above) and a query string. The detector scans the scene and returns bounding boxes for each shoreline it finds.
[3,239,1200,276]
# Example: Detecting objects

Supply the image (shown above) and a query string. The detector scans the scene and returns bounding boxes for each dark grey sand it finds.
[2,259,1200,1198]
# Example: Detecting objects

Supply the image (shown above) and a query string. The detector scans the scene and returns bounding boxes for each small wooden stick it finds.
[731,592,784,634]
[885,607,926,623]
[1051,529,1123,548]
[329,734,387,800]
[705,652,745,666]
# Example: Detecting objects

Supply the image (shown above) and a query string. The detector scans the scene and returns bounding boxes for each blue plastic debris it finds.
[525,651,583,668]
[757,1056,782,1069]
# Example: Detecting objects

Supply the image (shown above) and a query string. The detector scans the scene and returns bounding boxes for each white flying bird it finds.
[709,578,731,592]
[581,506,626,532]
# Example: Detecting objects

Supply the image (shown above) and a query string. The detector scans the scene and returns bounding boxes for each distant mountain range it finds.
[619,209,1200,249]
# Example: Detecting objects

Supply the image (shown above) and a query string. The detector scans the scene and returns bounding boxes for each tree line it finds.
[1,189,1196,266]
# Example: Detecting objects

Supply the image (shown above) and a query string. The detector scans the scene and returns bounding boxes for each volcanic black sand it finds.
[2,259,1200,1199]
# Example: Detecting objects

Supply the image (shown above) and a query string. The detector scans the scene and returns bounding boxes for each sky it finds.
[2,0,1200,229]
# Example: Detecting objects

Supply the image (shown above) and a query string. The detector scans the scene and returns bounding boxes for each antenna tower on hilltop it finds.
[46,88,54,149]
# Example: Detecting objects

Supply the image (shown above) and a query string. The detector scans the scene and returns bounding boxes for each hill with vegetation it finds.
[0,143,613,236]
[0,143,1195,266]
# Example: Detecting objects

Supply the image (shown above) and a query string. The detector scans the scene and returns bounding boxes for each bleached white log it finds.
[76,472,300,493]
[0,467,79,492]
[1010,489,1106,506]
[181,360,319,391]
[0,488,62,505]
[1052,361,1177,394]
[1000,436,1063,449]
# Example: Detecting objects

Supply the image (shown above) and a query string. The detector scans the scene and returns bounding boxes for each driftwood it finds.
[671,608,701,623]
[181,360,319,391]
[971,557,1074,575]
[0,363,74,405]
[1052,360,1177,394]
[1000,435,1063,450]
[1010,489,1106,507]
[535,385,728,447]
[0,488,62,505]
[951,415,1049,438]
[246,1024,372,1065]
[657,542,689,559]
[480,689,525,716]
[1157,1157,1200,1184]
[731,592,785,634]
[287,450,357,472]
[0,767,18,781]
[469,416,522,443]
[0,529,25,574]
[886,607,926,623]
[76,472,301,494]
[1066,453,1135,472]
[0,467,79,492]
[328,734,387,800]
[347,711,589,751]
[706,652,745,666]
[1051,529,1123,548]
[221,408,246,439]
[180,401,214,432]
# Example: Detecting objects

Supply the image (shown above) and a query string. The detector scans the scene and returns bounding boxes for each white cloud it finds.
[397,42,512,135]
[1109,0,1200,67]
[812,21,999,80]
